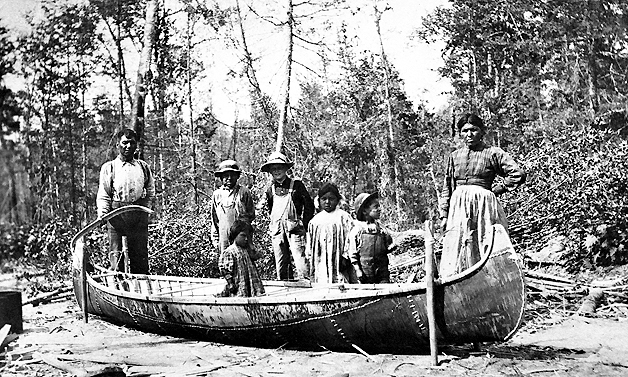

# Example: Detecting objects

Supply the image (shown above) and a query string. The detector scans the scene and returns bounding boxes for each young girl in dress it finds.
[347,192,394,284]
[306,183,355,283]
[219,220,265,297]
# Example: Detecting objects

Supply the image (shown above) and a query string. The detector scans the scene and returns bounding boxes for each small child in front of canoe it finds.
[347,192,394,284]
[306,183,356,283]
[218,220,265,297]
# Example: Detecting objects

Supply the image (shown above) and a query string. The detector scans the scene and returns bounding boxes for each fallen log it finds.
[604,291,628,300]
[24,287,73,306]
[578,288,605,316]
[525,271,574,284]
[36,352,126,377]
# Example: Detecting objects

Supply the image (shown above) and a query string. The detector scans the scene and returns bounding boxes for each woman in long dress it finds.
[439,113,526,276]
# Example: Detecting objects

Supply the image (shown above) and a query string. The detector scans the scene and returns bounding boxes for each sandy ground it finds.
[1,269,628,377]
[0,298,626,377]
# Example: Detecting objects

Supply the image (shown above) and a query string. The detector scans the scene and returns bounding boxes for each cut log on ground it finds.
[24,287,73,306]
[578,288,605,316]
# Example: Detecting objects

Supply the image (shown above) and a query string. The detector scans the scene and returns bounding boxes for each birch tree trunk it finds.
[82,107,88,224]
[150,9,166,211]
[117,0,125,128]
[374,5,403,222]
[131,0,158,157]
[66,58,77,226]
[275,0,294,153]
[186,10,199,214]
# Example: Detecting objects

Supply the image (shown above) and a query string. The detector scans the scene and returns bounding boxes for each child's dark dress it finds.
[219,244,265,297]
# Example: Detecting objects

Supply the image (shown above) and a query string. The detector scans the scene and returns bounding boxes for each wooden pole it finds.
[424,220,438,365]
[122,236,130,273]
[79,237,88,323]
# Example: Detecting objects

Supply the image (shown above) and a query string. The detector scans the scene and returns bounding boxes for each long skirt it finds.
[439,185,507,277]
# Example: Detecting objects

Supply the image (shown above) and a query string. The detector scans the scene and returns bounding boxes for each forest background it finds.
[1,0,628,288]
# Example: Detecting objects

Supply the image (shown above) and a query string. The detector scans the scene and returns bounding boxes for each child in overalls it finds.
[261,152,314,281]
[210,159,255,254]
[347,192,393,284]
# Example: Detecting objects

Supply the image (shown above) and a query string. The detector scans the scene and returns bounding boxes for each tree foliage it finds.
[3,0,628,289]
[418,0,628,267]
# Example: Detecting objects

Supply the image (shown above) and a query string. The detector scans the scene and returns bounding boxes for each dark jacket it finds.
[265,177,315,228]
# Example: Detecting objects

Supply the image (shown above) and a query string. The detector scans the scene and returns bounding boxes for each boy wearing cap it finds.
[211,159,255,254]
[347,192,393,284]
[261,152,315,281]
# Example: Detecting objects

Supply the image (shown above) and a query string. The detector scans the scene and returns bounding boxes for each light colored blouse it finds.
[439,143,525,218]
[96,156,155,218]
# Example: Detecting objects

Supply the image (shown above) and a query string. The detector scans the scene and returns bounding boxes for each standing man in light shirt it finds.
[96,128,155,274]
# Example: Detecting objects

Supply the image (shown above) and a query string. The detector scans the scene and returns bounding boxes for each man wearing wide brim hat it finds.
[260,152,295,173]
[211,159,255,254]
[261,151,314,280]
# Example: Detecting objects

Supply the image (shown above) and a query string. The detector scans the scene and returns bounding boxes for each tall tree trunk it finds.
[22,84,35,222]
[374,5,403,222]
[158,129,166,209]
[51,137,60,218]
[117,0,125,128]
[8,163,19,225]
[186,10,198,214]
[131,0,158,158]
[469,50,478,110]
[275,0,294,153]
[82,111,88,223]
[81,60,89,224]
[66,58,77,226]
[231,117,238,159]
[151,9,166,212]
[0,138,19,224]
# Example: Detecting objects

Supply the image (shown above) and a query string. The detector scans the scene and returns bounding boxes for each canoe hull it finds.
[72,224,524,352]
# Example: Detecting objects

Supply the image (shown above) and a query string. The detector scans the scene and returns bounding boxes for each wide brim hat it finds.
[214,159,242,176]
[260,152,294,173]
[353,192,378,221]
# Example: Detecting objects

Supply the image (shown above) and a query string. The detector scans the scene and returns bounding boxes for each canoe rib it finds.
[72,217,525,352]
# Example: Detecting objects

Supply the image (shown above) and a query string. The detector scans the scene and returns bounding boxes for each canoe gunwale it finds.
[71,206,526,351]
[80,222,512,305]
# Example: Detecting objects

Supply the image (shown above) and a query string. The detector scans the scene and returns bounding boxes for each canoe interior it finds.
[72,223,525,353]
[86,268,422,302]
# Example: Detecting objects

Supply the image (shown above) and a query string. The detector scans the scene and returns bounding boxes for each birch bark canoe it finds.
[71,206,525,353]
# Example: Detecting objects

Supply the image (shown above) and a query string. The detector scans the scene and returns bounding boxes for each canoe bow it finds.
[71,205,153,322]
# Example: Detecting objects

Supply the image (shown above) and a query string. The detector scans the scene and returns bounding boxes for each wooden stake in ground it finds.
[424,220,438,366]
[0,324,10,349]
